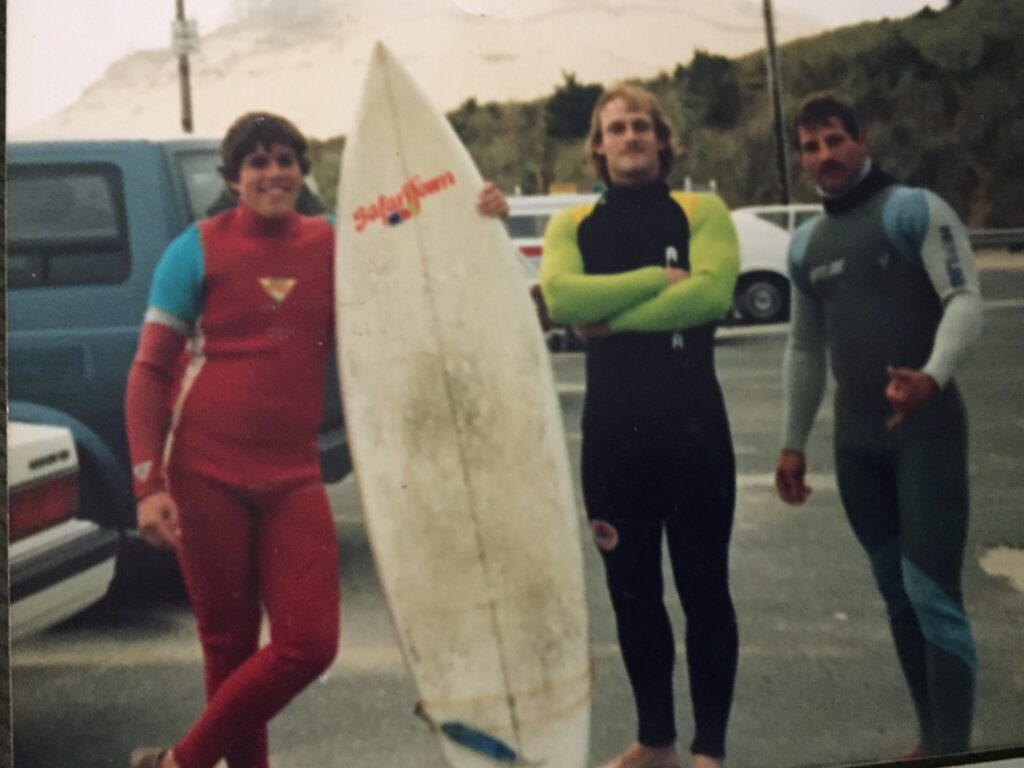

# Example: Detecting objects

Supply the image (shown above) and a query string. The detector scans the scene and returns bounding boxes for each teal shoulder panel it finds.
[882,186,929,266]
[147,223,204,325]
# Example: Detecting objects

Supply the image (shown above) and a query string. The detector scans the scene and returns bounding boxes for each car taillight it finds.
[8,472,79,542]
[519,245,543,258]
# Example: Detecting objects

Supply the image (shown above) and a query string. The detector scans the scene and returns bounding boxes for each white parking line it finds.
[976,251,1024,270]
[979,547,1024,594]
[737,472,837,491]
[591,641,859,659]
[548,297,1021,358]
[715,297,1020,338]
[717,323,789,338]
[12,640,409,672]
[986,299,1024,311]
[12,645,202,668]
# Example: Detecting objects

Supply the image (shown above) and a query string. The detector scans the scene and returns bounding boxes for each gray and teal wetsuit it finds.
[783,164,982,753]
[541,182,740,757]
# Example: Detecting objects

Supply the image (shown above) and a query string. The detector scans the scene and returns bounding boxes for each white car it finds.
[729,208,797,323]
[735,203,823,233]
[8,421,119,639]
[505,194,797,327]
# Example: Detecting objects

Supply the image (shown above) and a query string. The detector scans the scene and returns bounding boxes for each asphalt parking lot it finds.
[10,251,1024,768]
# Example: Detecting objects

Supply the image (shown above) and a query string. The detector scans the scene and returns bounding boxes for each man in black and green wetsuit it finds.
[540,84,740,768]
[776,92,982,759]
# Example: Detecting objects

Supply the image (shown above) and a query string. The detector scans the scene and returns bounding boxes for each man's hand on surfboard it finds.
[137,490,183,550]
[476,181,509,219]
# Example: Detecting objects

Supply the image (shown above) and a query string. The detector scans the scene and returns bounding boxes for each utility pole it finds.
[172,0,197,133]
[763,0,791,203]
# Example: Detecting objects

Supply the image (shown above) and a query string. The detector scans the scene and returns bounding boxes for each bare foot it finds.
[597,741,681,768]
[692,755,723,768]
[898,745,929,760]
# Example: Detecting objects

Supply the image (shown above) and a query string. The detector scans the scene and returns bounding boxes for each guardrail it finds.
[970,228,1024,250]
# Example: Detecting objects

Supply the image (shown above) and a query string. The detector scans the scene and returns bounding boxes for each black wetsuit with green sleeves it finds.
[540,181,740,758]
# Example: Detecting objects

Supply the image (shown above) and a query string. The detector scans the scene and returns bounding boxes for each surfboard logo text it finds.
[353,171,457,232]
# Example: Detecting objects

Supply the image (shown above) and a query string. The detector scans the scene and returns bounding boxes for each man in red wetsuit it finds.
[126,112,509,768]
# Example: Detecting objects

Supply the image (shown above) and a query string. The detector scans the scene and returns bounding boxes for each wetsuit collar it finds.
[235,203,301,236]
[820,159,898,215]
[603,179,670,202]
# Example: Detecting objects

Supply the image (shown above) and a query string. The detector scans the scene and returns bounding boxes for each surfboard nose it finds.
[370,39,394,68]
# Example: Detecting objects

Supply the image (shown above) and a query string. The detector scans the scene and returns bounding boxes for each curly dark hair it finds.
[793,92,861,147]
[219,112,312,182]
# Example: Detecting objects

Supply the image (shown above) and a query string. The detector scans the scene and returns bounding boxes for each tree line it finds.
[310,0,1022,227]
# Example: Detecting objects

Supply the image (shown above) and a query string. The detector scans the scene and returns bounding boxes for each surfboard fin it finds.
[413,702,544,766]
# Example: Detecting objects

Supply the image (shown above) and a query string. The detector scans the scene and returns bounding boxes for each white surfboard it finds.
[335,43,591,768]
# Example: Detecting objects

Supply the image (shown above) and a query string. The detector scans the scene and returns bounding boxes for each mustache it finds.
[820,161,845,174]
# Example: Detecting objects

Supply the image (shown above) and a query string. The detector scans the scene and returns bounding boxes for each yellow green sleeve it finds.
[609,193,739,332]
[538,205,666,325]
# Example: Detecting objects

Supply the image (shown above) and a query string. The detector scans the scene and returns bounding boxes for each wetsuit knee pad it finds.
[901,557,976,672]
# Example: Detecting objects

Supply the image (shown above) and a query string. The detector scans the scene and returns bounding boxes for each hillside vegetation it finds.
[310,0,1022,226]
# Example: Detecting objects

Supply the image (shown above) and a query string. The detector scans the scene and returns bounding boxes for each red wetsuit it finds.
[126,205,340,768]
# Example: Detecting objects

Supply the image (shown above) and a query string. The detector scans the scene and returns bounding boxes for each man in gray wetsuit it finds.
[775,92,982,759]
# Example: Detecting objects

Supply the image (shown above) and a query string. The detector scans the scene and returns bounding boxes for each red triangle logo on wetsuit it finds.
[259,277,297,304]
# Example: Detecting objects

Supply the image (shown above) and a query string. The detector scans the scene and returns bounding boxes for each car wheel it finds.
[544,329,565,352]
[736,274,790,324]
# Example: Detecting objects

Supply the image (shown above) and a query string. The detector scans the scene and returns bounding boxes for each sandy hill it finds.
[18,0,819,141]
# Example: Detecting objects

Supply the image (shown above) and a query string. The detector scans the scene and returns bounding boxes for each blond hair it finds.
[586,83,676,185]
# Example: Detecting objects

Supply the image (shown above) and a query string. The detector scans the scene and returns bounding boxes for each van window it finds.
[176,149,225,220]
[7,164,130,289]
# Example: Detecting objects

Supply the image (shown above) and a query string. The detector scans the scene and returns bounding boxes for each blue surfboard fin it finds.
[414,702,543,765]
[439,721,519,762]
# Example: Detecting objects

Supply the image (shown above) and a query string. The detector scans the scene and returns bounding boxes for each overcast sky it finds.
[6,0,941,134]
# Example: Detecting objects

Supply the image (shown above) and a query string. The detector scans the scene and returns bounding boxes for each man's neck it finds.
[819,159,898,216]
[609,174,661,189]
[818,158,872,199]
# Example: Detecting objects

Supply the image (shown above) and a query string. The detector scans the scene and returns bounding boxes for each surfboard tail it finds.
[415,702,544,766]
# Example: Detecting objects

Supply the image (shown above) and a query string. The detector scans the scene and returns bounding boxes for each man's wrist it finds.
[134,478,168,503]
[920,369,942,391]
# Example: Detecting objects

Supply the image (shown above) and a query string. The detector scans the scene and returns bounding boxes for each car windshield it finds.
[176,149,226,221]
[505,213,550,239]
[755,211,789,230]
[794,210,821,227]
